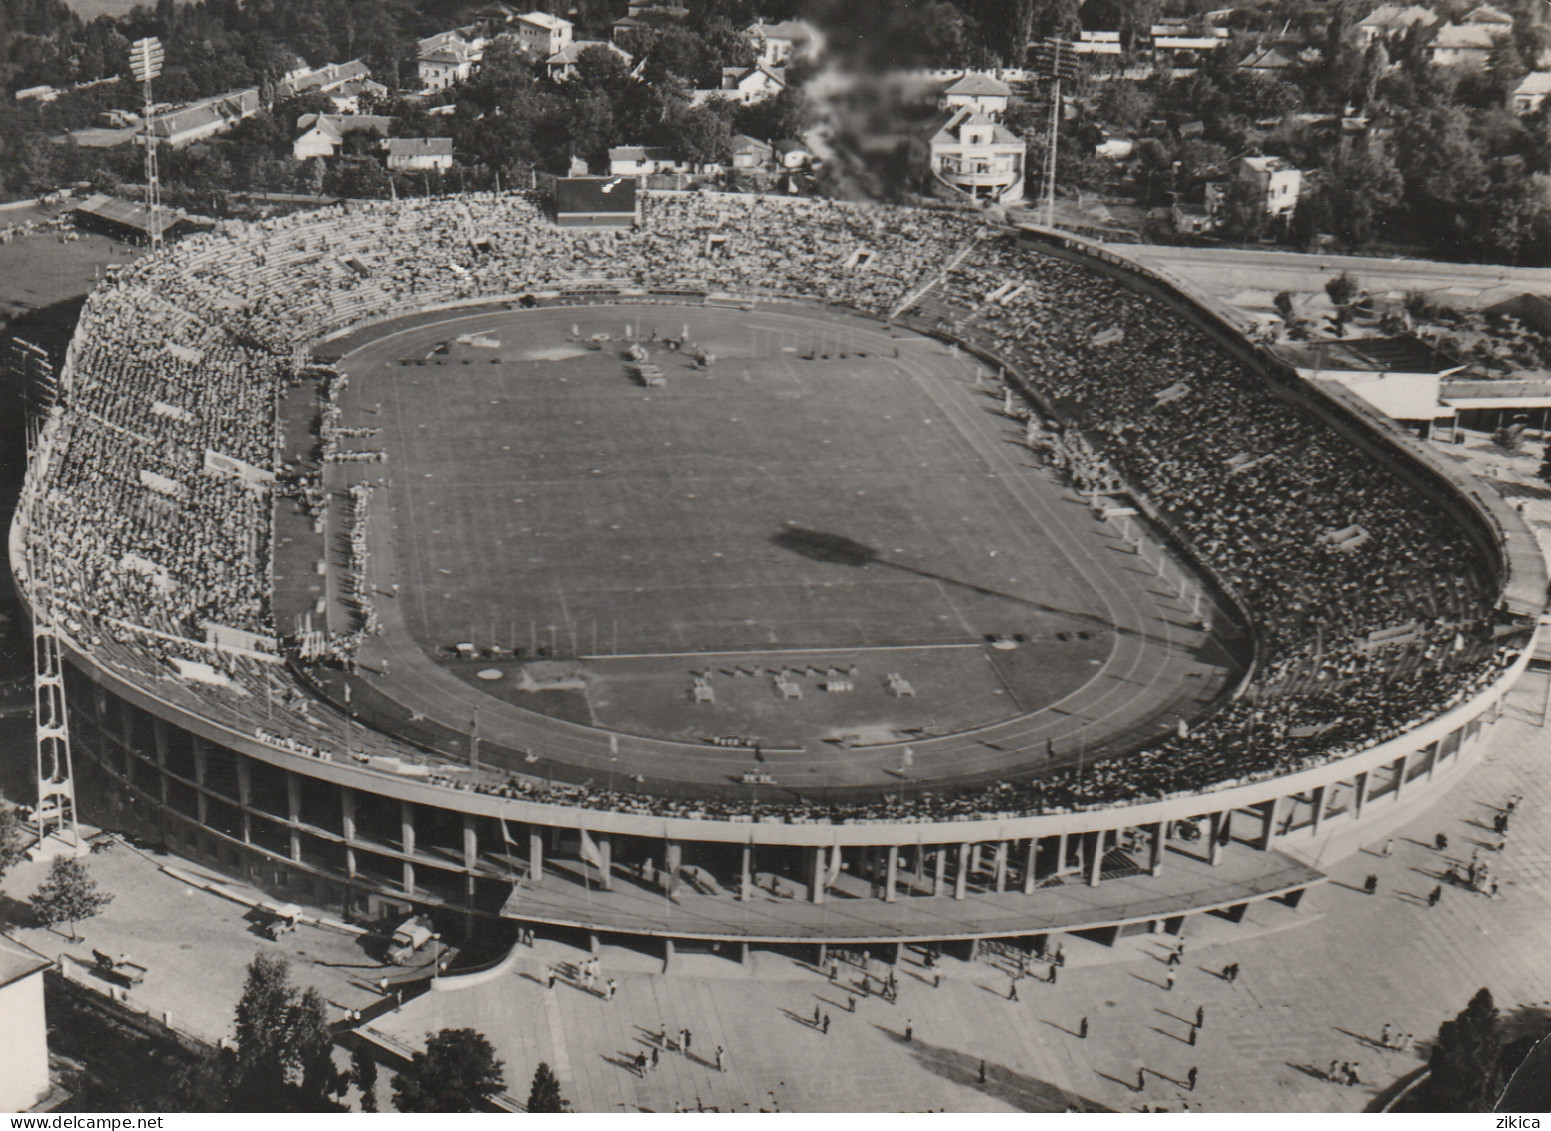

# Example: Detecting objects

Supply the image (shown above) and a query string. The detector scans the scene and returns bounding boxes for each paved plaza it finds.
[365,668,1551,1112]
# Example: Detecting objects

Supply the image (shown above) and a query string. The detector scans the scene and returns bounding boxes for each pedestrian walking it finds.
[1079,1016,1088,1039]
[1009,980,1019,1002]
[847,994,856,1013]
[1428,885,1442,908]
[1167,949,1181,967]
[1049,963,1058,985]
[1363,874,1378,895]
[684,1028,693,1052]
[546,970,557,990]
[606,978,617,1001]
[905,1020,913,1043]
[979,1059,987,1084]
[1350,1062,1361,1086]
[933,970,941,989]
[1187,1066,1198,1092]
[1329,1060,1341,1081]
[651,1047,660,1070]
[1381,838,1393,857]
[715,1046,724,1072]
[1380,1023,1392,1048]
[829,962,839,983]
[1435,833,1448,851]
[814,1004,822,1026]
[1188,1026,1196,1046]
[822,1013,830,1035]
[1195,1005,1204,1029]
[1137,1067,1147,1092]
[1165,969,1176,991]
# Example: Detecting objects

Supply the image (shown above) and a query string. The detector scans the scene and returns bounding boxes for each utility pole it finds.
[1034,37,1080,229]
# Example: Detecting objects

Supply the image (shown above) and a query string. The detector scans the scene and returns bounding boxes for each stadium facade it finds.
[11,191,1544,963]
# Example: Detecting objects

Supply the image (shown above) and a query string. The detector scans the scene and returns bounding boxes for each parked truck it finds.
[386,916,434,965]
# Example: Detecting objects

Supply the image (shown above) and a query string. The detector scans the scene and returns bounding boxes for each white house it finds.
[386,137,455,171]
[773,138,812,168]
[1208,154,1303,217]
[1511,71,1551,114]
[720,64,787,102]
[274,59,370,101]
[417,30,484,90]
[607,145,683,175]
[745,19,823,67]
[292,114,392,160]
[0,940,50,1112]
[731,134,774,169]
[514,11,575,57]
[927,107,1025,203]
[546,40,632,81]
[938,72,1012,117]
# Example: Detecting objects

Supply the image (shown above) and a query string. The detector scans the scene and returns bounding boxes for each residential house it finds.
[15,85,60,102]
[0,940,51,1112]
[274,60,370,101]
[418,30,484,91]
[730,134,774,169]
[938,72,1011,117]
[1151,22,1231,54]
[1237,45,1297,72]
[386,137,455,171]
[1510,71,1551,114]
[773,138,812,168]
[547,41,632,81]
[1463,4,1514,28]
[292,114,392,160]
[926,107,1025,203]
[513,11,574,58]
[1094,133,1135,160]
[1208,154,1302,217]
[1429,21,1508,67]
[745,19,823,67]
[473,2,518,37]
[147,88,260,148]
[1338,109,1399,159]
[1355,4,1438,46]
[720,64,787,102]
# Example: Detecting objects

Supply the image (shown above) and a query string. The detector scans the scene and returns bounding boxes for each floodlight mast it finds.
[1035,38,1080,229]
[130,37,165,251]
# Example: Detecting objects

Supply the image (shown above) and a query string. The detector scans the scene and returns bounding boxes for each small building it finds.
[15,85,60,103]
[927,107,1025,203]
[547,41,633,81]
[554,175,638,226]
[730,134,774,169]
[1284,335,1465,434]
[607,145,680,175]
[720,64,787,102]
[938,72,1012,118]
[745,19,823,67]
[418,36,482,91]
[274,59,372,102]
[386,137,455,171]
[293,114,392,160]
[1355,4,1438,46]
[514,11,575,58]
[1510,72,1551,114]
[0,939,52,1112]
[1094,133,1135,160]
[147,88,260,148]
[1429,21,1507,67]
[1237,46,1297,73]
[773,138,812,169]
[1173,203,1214,234]
[72,193,192,242]
[1463,4,1515,27]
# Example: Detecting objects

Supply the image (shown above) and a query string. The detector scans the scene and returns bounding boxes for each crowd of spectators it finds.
[18,190,1525,828]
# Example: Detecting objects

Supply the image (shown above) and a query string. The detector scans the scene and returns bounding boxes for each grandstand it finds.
[9,190,1542,954]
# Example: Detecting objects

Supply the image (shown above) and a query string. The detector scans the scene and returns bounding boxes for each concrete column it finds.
[662,937,674,973]
[993,841,1008,892]
[597,835,612,890]
[1087,831,1103,887]
[1310,786,1327,837]
[153,716,170,807]
[954,843,969,900]
[1061,831,1075,876]
[1023,838,1038,895]
[970,843,984,875]
[285,771,302,863]
[1207,812,1225,866]
[915,844,926,885]
[1353,771,1369,818]
[1149,821,1165,875]
[665,841,682,894]
[192,736,208,825]
[462,814,477,871]
[885,845,899,903]
[1426,744,1439,781]
[741,845,753,902]
[933,847,947,897]
[1392,752,1411,801]
[236,757,252,845]
[400,800,416,895]
[529,830,544,885]
[809,846,826,904]
[1258,799,1277,850]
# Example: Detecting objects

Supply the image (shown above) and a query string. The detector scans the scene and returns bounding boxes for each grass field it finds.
[355,307,1114,660]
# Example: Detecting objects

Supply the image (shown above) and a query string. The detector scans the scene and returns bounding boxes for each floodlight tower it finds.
[1035,37,1080,229]
[130,37,165,251]
[29,545,84,857]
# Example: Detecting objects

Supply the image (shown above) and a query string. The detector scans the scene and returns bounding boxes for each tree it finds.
[232,953,340,1111]
[1429,987,1505,1111]
[0,793,27,888]
[1214,176,1270,242]
[393,1028,505,1112]
[351,1046,379,1112]
[1325,272,1359,306]
[1537,440,1551,485]
[665,100,733,167]
[527,1061,565,1113]
[30,855,112,941]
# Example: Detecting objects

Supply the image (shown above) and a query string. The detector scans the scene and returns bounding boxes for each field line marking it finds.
[583,642,984,661]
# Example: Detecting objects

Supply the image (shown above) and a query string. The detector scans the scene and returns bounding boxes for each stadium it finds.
[10,187,1545,964]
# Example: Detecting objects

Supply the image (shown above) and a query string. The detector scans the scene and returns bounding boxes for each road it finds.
[1115,244,1551,307]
